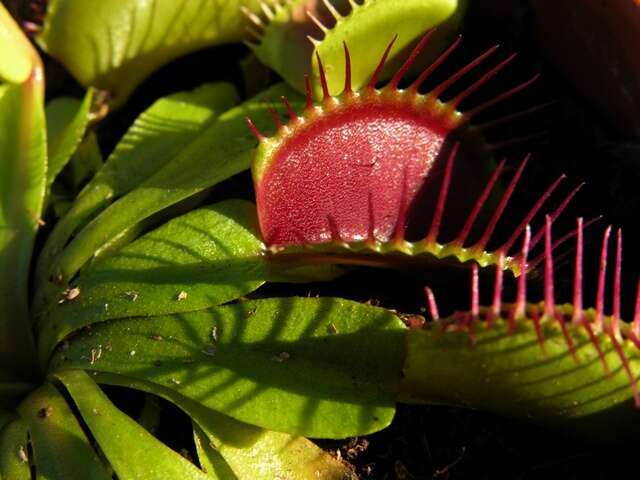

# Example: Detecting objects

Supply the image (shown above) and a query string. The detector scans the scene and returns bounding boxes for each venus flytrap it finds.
[249,32,572,276]
[2,92,349,479]
[2,1,640,478]
[402,220,640,442]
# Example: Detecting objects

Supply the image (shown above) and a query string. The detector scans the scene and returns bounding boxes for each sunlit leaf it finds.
[17,382,111,479]
[55,369,210,480]
[37,0,264,107]
[252,0,464,97]
[51,297,407,438]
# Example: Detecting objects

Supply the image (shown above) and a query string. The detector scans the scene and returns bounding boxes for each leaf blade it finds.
[0,39,46,373]
[0,4,35,83]
[51,297,407,438]
[39,200,266,360]
[55,369,210,480]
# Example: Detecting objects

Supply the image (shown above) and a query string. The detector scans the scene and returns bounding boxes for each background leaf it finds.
[0,4,34,83]
[37,0,264,106]
[251,0,465,97]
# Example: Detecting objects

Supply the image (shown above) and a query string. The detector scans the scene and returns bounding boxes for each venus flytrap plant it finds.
[45,31,640,447]
[33,82,319,320]
[246,0,467,97]
[2,1,640,478]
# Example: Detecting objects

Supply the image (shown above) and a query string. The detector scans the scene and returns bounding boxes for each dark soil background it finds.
[6,0,640,478]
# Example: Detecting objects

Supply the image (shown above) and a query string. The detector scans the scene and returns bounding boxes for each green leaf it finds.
[37,0,264,107]
[51,297,407,438]
[55,369,210,480]
[42,83,303,292]
[35,82,239,293]
[92,372,356,479]
[39,200,266,361]
[17,382,111,479]
[0,64,46,375]
[45,89,94,193]
[0,4,35,84]
[0,418,30,479]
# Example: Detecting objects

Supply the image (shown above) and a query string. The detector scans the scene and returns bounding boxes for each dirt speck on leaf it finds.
[38,407,52,419]
[18,445,28,463]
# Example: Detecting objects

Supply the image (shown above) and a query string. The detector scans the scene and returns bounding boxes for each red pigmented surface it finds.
[256,99,453,246]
